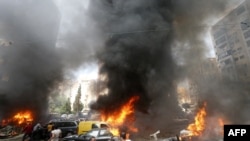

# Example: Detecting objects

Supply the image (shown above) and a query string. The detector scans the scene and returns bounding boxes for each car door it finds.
[76,129,100,141]
[96,129,113,141]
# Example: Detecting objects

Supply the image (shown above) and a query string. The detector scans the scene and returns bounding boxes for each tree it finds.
[73,85,83,113]
[49,90,71,114]
[60,98,72,114]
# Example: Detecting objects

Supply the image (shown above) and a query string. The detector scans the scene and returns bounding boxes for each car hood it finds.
[64,134,79,139]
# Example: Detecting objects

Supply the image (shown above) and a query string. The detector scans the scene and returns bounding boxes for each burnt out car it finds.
[63,128,121,141]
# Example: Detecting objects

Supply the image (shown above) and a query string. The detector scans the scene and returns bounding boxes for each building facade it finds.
[188,58,221,104]
[211,0,250,82]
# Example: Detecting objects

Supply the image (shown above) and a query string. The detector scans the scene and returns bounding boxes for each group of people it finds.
[22,121,62,141]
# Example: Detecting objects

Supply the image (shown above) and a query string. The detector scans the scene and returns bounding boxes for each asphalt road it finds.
[0,134,24,141]
[0,134,47,141]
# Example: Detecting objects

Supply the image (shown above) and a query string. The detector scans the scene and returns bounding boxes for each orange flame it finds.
[217,118,225,136]
[187,103,207,136]
[1,111,33,126]
[101,96,139,136]
[13,111,33,124]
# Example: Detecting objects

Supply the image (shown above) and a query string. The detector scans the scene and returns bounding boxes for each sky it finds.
[51,0,245,61]
[53,0,90,35]
[52,0,218,77]
[52,0,98,81]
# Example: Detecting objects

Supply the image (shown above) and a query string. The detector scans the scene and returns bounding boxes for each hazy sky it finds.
[50,0,246,94]
[53,0,89,36]
[52,0,241,60]
[52,0,99,81]
[54,0,246,57]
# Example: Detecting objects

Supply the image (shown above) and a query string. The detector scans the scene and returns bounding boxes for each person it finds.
[49,126,62,141]
[124,133,132,141]
[33,122,42,132]
[120,132,132,141]
[32,122,42,140]
[22,122,33,141]
[46,121,54,140]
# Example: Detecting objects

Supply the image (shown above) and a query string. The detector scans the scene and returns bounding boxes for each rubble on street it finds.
[0,125,21,139]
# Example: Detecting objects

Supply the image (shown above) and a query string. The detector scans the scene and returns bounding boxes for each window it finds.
[227,50,233,55]
[100,124,109,128]
[240,55,245,59]
[244,30,250,39]
[218,51,229,60]
[237,47,242,51]
[92,124,99,129]
[55,122,64,127]
[241,19,250,30]
[213,28,226,38]
[218,43,227,49]
[224,59,232,65]
[215,36,226,45]
[232,50,236,54]
[247,40,250,47]
[67,122,76,126]
[86,130,99,137]
[229,41,234,48]
[236,5,245,15]
[99,130,110,136]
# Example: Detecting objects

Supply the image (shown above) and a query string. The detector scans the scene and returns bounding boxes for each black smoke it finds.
[82,0,242,135]
[0,0,62,121]
[89,0,178,115]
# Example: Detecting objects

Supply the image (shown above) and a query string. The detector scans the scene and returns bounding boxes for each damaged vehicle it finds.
[0,125,19,138]
[63,128,121,141]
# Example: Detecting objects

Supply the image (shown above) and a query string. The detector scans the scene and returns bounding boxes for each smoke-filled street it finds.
[1,0,250,141]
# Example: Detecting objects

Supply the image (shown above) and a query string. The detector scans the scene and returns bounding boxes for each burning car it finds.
[0,110,34,139]
[178,103,224,141]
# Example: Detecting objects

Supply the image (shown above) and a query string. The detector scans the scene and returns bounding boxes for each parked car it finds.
[52,120,78,138]
[63,128,121,141]
[77,121,110,135]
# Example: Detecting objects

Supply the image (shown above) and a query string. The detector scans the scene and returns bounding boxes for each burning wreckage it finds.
[0,126,16,138]
[147,103,224,141]
[0,97,224,141]
[0,91,225,141]
[0,111,33,139]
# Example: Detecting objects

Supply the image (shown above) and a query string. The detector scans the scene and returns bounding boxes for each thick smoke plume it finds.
[82,0,236,134]
[89,0,178,115]
[0,0,62,121]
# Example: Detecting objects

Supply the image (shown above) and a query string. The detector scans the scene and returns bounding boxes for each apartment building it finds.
[211,0,250,82]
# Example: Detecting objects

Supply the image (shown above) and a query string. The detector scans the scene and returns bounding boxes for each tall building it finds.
[211,0,250,82]
[188,58,221,103]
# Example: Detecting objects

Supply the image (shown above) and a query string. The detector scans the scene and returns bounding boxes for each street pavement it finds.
[0,134,23,141]
[0,134,46,141]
